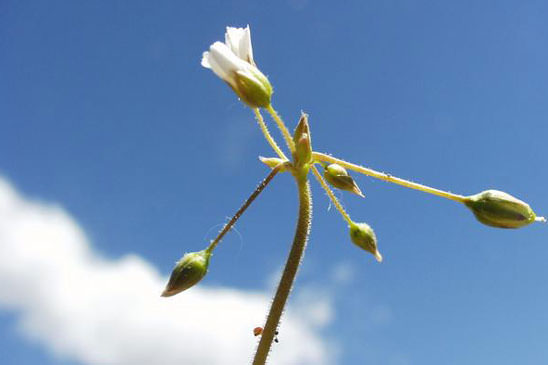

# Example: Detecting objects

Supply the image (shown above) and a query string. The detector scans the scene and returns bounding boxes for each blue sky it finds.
[1,1,547,364]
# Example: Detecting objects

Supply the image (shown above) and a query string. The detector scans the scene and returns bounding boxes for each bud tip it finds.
[374,251,383,263]
[535,216,546,223]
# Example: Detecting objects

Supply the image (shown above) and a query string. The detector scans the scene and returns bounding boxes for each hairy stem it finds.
[207,165,282,253]
[313,152,466,203]
[253,108,288,160]
[311,165,353,225]
[253,172,312,365]
[266,104,296,153]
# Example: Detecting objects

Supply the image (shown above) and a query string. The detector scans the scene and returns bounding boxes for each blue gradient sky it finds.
[1,1,547,364]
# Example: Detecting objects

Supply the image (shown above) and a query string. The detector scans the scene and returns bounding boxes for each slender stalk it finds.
[253,172,312,365]
[266,104,296,153]
[206,165,282,254]
[313,152,467,203]
[253,108,288,160]
[311,165,353,225]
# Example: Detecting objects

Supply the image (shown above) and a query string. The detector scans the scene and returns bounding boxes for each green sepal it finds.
[464,190,538,229]
[161,249,211,297]
[349,222,382,262]
[232,68,273,108]
[324,164,364,197]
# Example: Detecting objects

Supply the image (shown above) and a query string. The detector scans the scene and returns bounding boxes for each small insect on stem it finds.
[253,327,280,343]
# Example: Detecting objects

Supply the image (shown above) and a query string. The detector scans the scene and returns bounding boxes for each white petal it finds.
[225,27,245,54]
[239,25,255,65]
[200,51,211,69]
[206,42,249,83]
[225,26,254,65]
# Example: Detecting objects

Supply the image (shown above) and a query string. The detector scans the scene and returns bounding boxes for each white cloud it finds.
[0,177,333,365]
[293,286,334,329]
[329,261,355,286]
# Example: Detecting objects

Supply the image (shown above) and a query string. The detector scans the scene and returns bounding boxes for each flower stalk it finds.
[253,173,312,365]
[253,108,288,160]
[311,165,353,225]
[266,104,296,153]
[206,164,283,254]
[313,152,467,203]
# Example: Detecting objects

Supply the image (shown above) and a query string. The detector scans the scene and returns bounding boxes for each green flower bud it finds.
[293,113,310,143]
[464,190,545,229]
[323,163,364,198]
[295,133,312,167]
[349,222,382,262]
[293,113,312,167]
[161,249,211,297]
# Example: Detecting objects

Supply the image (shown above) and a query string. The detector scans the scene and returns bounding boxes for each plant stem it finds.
[253,171,312,365]
[253,108,288,160]
[206,165,282,254]
[266,104,296,153]
[313,152,466,203]
[311,165,353,225]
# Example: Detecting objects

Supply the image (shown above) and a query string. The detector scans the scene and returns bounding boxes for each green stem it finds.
[266,104,296,153]
[310,165,353,225]
[253,172,312,365]
[206,165,282,254]
[253,108,288,160]
[313,152,466,203]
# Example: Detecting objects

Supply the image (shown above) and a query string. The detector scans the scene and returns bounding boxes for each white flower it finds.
[202,26,272,108]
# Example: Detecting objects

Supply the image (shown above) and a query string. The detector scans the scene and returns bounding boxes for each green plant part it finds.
[464,190,546,229]
[292,113,312,168]
[323,163,364,197]
[161,250,211,297]
[259,156,285,169]
[349,222,382,262]
[231,68,273,108]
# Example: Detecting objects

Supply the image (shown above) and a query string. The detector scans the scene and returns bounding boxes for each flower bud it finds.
[161,249,211,297]
[464,189,545,229]
[294,133,312,167]
[293,113,310,143]
[349,222,382,262]
[293,114,312,167]
[323,163,364,197]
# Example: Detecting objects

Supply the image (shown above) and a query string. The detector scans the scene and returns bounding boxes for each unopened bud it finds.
[323,164,364,197]
[349,222,382,262]
[293,113,312,167]
[293,113,310,143]
[161,249,211,297]
[294,133,312,167]
[464,189,545,229]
